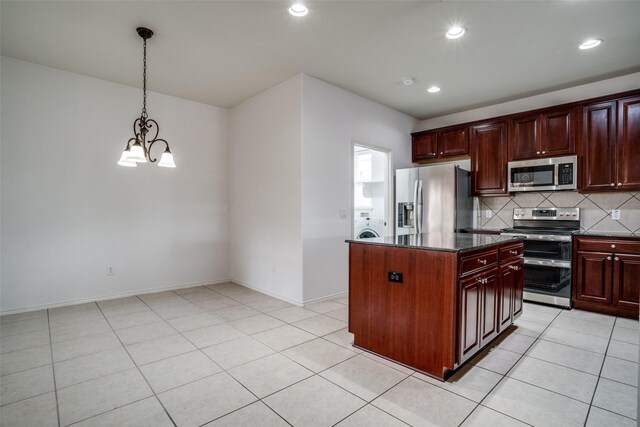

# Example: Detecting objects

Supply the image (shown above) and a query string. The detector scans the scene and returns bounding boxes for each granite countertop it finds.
[573,230,640,239]
[346,232,524,253]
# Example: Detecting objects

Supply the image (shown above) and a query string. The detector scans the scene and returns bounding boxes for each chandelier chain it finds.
[142,37,147,119]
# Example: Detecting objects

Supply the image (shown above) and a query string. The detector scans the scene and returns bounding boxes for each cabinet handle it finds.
[536,151,541,155]
[615,257,619,261]
[542,151,546,154]
[618,183,622,187]
[611,244,616,249]
[510,265,520,271]
[476,277,483,283]
[440,152,444,155]
[477,259,487,265]
[607,256,611,260]
[610,183,615,187]
[509,250,518,255]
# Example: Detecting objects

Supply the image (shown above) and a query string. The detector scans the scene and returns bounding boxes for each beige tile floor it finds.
[0,282,638,426]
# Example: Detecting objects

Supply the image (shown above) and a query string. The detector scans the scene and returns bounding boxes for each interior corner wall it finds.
[0,57,230,312]
[300,75,416,302]
[229,75,303,303]
[414,72,640,131]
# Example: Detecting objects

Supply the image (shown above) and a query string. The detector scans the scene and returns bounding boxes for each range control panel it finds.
[513,207,580,220]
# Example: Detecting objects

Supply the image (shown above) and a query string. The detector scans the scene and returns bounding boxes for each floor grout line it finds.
[46,309,62,427]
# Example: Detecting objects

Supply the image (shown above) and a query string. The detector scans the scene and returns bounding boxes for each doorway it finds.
[352,143,392,239]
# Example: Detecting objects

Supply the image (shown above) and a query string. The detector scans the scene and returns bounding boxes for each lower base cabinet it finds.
[573,236,640,319]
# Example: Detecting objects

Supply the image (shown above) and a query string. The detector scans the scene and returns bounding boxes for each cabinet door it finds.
[412,133,437,162]
[439,126,469,158]
[499,261,515,329]
[512,258,524,319]
[541,108,575,157]
[480,269,499,346]
[458,274,481,364]
[612,253,640,311]
[471,121,508,195]
[574,251,612,304]
[509,115,539,161]
[581,101,617,192]
[616,96,640,191]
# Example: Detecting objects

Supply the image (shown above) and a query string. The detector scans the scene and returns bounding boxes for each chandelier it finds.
[118,27,176,168]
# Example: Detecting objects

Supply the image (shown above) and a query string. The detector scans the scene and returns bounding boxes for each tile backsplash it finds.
[479,192,640,234]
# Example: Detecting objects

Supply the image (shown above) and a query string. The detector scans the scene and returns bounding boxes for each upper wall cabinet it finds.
[412,126,469,163]
[508,108,576,161]
[471,121,508,196]
[580,95,640,192]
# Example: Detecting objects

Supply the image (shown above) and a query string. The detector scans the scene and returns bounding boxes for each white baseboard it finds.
[0,279,231,316]
[302,290,348,305]
[227,279,304,306]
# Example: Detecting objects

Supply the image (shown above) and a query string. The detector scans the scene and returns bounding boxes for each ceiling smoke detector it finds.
[402,77,415,86]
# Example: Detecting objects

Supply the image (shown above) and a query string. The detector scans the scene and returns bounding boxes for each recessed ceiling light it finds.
[289,2,308,17]
[427,86,441,93]
[579,39,602,50]
[402,78,415,86]
[446,26,466,39]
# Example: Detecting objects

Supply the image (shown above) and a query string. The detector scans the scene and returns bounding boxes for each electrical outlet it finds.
[106,266,115,276]
[485,210,493,219]
[339,208,348,219]
[611,209,621,220]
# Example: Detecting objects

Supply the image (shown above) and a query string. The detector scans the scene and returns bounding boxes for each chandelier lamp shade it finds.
[118,27,176,168]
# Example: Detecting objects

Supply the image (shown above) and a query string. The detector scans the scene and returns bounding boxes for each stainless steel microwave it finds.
[507,155,577,192]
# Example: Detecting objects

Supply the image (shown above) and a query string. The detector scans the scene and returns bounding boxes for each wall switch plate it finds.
[106,266,115,276]
[485,210,492,219]
[339,208,348,219]
[611,209,621,220]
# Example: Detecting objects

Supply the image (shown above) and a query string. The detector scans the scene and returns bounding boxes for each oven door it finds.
[521,238,572,307]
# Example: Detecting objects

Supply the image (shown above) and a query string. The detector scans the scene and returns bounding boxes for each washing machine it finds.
[354,217,385,239]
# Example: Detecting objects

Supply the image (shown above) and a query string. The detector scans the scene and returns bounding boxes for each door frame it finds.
[351,141,394,238]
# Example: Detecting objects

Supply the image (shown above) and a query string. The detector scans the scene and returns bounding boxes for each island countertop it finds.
[346,232,524,253]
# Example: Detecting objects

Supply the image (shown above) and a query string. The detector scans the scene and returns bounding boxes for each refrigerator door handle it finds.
[416,180,423,233]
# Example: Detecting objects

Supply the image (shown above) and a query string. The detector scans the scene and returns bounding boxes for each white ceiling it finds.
[2,1,639,119]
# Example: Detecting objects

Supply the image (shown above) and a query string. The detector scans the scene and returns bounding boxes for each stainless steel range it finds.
[501,207,580,308]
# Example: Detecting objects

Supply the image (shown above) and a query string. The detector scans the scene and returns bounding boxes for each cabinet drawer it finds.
[460,250,498,277]
[500,244,524,263]
[576,238,640,254]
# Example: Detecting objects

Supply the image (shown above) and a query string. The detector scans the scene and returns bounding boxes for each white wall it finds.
[301,75,415,302]
[1,57,229,312]
[229,76,303,303]
[415,72,640,131]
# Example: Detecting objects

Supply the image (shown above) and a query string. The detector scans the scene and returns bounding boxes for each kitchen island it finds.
[347,233,525,381]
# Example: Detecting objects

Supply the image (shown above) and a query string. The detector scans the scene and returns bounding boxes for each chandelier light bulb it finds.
[117,149,137,167]
[158,150,176,168]
[128,142,147,163]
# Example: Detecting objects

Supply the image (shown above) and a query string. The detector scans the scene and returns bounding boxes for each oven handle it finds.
[523,258,572,269]
[501,232,572,242]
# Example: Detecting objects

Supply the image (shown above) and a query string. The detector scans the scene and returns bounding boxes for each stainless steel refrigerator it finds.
[395,164,473,236]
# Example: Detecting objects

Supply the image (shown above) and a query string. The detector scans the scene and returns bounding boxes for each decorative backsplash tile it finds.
[479,192,640,234]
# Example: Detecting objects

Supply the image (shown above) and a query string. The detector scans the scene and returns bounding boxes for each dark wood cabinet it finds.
[613,253,640,311]
[412,133,437,161]
[509,109,575,161]
[412,126,468,163]
[616,96,640,190]
[499,257,524,330]
[580,101,617,192]
[349,240,523,380]
[573,237,639,319]
[580,95,640,192]
[471,121,508,195]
